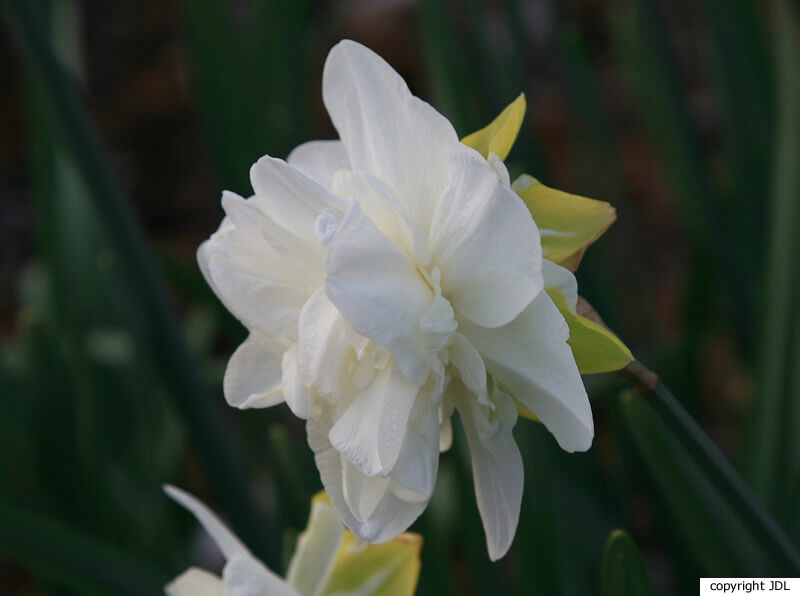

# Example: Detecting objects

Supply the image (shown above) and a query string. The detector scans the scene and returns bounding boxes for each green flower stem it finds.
[621,363,800,574]
[3,0,278,567]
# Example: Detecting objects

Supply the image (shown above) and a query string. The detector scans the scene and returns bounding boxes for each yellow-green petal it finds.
[461,94,526,161]
[513,174,617,271]
[546,288,633,374]
[287,492,422,596]
[286,491,345,595]
[323,529,422,596]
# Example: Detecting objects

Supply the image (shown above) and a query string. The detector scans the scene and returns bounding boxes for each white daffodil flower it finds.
[198,39,593,561]
[164,486,421,596]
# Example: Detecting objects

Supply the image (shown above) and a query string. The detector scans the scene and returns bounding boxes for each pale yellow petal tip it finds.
[394,532,424,551]
[311,490,332,507]
[516,403,541,423]
[461,94,527,161]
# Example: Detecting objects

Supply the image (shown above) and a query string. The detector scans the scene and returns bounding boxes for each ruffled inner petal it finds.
[325,200,434,385]
[296,289,352,397]
[223,332,288,409]
[328,362,419,476]
[429,143,542,328]
[286,139,351,192]
[249,155,345,241]
[460,291,593,453]
[308,416,431,544]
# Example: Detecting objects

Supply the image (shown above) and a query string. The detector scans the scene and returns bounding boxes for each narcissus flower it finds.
[198,39,631,561]
[164,486,421,595]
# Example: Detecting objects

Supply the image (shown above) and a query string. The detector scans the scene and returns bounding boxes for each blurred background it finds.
[1,0,798,593]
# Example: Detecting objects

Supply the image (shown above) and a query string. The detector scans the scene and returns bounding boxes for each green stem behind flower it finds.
[619,363,800,574]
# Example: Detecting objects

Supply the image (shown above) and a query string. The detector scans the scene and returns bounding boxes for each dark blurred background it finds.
[1,0,798,594]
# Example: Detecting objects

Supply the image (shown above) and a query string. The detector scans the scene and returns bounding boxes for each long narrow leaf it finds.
[703,0,773,260]
[3,0,278,566]
[179,0,258,193]
[600,530,653,596]
[745,0,800,511]
[609,0,753,334]
[417,0,480,134]
[0,503,167,595]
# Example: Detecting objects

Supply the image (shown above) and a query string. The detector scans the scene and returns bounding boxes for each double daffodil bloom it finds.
[198,40,631,561]
[165,486,421,595]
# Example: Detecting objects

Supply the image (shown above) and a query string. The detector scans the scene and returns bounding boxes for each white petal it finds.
[308,416,430,544]
[296,289,351,396]
[439,417,453,452]
[331,170,429,265]
[286,139,350,192]
[358,477,429,543]
[205,252,309,339]
[308,414,361,529]
[285,497,346,595]
[222,554,298,596]
[165,568,223,596]
[249,155,345,241]
[221,191,320,265]
[281,344,313,419]
[388,397,440,500]
[197,217,234,291]
[542,259,578,311]
[223,332,288,409]
[460,291,594,452]
[163,485,249,560]
[456,386,523,561]
[449,332,489,406]
[197,214,313,340]
[429,144,542,328]
[322,40,456,229]
[488,152,511,187]
[438,389,455,453]
[325,200,434,385]
[198,219,309,291]
[328,362,419,476]
[343,462,392,522]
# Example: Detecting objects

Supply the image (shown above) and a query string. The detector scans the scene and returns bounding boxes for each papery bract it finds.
[198,39,598,560]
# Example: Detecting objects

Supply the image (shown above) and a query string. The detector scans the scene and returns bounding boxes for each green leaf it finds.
[4,0,278,566]
[0,502,166,595]
[744,0,800,516]
[179,0,259,193]
[609,0,754,332]
[417,0,482,134]
[600,530,653,596]
[703,0,773,258]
